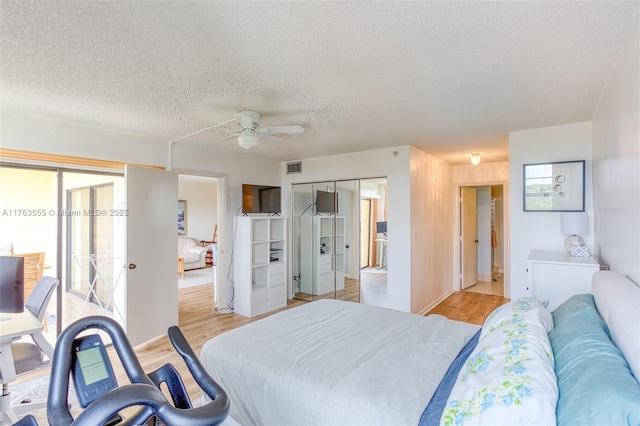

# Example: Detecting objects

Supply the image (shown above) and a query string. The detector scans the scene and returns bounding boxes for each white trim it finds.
[418,289,455,315]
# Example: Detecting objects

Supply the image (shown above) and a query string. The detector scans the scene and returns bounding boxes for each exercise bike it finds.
[15,316,229,425]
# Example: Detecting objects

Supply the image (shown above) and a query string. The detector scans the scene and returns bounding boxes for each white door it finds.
[461,187,478,290]
[124,165,178,346]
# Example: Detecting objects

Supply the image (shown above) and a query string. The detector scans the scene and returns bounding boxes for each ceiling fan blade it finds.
[214,134,239,144]
[258,125,304,134]
[259,133,285,143]
[221,126,240,134]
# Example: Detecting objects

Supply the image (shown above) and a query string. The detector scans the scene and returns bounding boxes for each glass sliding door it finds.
[68,187,92,299]
[67,184,116,310]
[0,164,124,348]
[63,172,125,335]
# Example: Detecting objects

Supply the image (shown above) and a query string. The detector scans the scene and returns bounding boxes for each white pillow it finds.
[441,298,558,426]
[480,297,553,340]
[592,271,640,381]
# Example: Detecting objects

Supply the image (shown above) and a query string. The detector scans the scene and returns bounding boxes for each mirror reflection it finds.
[292,178,388,307]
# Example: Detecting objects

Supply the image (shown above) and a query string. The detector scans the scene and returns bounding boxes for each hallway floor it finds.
[464,270,504,296]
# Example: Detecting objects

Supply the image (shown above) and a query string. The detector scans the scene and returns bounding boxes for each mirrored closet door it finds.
[292,180,360,302]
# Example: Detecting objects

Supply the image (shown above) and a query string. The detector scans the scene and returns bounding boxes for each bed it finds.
[200,271,640,425]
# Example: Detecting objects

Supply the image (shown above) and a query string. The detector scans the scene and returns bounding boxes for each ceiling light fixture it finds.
[237,131,259,149]
[470,153,481,166]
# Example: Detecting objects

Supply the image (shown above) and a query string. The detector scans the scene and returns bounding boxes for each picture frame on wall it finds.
[178,200,187,235]
[523,160,585,212]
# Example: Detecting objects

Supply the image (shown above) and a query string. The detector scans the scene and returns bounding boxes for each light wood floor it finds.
[17,285,508,406]
[463,269,505,297]
[295,272,387,307]
[427,291,509,325]
[463,280,504,297]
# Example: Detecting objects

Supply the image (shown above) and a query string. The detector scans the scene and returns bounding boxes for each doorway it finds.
[459,184,505,297]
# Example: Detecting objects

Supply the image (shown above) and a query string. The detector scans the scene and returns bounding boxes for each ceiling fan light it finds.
[470,153,481,166]
[237,134,259,149]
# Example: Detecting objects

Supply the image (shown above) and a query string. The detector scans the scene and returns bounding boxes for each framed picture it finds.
[523,160,585,212]
[178,200,187,235]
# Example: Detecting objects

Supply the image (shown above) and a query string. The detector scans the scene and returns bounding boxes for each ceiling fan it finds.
[219,110,304,149]
[167,110,304,169]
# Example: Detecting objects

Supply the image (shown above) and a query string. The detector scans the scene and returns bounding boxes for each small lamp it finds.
[470,153,481,166]
[560,212,588,255]
[237,132,259,149]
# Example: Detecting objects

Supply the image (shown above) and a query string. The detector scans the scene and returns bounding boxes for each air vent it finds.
[286,161,302,174]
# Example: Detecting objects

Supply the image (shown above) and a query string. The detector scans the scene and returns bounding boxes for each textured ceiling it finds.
[1,1,638,164]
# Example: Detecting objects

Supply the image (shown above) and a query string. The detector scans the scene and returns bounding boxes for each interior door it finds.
[124,165,178,346]
[461,187,478,290]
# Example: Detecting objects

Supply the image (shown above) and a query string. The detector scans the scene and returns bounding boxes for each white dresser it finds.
[526,250,600,311]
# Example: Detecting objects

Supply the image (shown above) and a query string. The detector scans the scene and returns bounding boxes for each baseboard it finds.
[478,273,491,282]
[418,289,455,316]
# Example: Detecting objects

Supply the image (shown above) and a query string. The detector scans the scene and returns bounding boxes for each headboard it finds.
[591,271,640,380]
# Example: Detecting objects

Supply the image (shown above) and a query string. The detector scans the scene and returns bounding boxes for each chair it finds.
[7,276,58,371]
[12,252,45,303]
[200,224,218,266]
[0,276,59,416]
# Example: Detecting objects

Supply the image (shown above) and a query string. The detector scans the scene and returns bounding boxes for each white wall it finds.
[454,161,510,184]
[509,122,593,300]
[1,113,166,166]
[282,146,452,313]
[592,15,640,285]
[178,176,218,243]
[408,148,454,313]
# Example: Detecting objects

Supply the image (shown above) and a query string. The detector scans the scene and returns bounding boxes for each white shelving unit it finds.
[299,216,345,296]
[234,216,287,317]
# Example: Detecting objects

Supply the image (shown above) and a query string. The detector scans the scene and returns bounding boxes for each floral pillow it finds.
[440,298,558,426]
[480,297,554,339]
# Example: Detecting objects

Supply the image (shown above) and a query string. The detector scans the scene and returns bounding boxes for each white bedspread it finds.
[200,299,479,426]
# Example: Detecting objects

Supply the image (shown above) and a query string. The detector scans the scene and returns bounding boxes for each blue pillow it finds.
[550,294,640,426]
